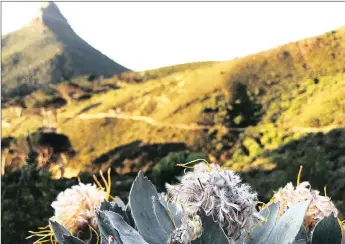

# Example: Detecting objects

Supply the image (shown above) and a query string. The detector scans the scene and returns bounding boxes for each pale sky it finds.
[2,1,345,71]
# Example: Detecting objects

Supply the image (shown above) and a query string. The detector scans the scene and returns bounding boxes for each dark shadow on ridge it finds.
[92,140,187,175]
[240,127,345,217]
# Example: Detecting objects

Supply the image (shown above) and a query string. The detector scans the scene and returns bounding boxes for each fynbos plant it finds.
[28,162,345,244]
[166,162,259,241]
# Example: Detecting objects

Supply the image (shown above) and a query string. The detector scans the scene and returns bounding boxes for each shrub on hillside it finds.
[1,148,76,244]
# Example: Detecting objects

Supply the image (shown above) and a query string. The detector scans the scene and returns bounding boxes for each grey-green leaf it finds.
[49,219,70,243]
[292,225,308,244]
[125,203,136,228]
[247,202,280,244]
[265,200,310,244]
[101,200,132,227]
[192,210,230,244]
[311,215,342,244]
[157,193,182,227]
[104,211,148,244]
[62,235,86,244]
[292,240,307,244]
[129,171,169,244]
[96,209,123,244]
[152,196,175,234]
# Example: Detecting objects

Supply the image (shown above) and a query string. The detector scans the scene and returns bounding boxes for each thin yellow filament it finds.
[99,170,109,191]
[167,184,178,203]
[93,174,104,190]
[38,225,50,230]
[257,201,267,211]
[192,214,197,238]
[93,168,114,200]
[297,165,303,186]
[176,158,211,173]
[167,206,177,228]
[27,230,52,235]
[88,224,100,244]
[165,184,180,229]
[106,168,112,201]
[324,185,327,197]
[337,218,345,238]
[27,225,55,244]
[50,233,56,244]
[31,233,53,244]
[248,203,271,233]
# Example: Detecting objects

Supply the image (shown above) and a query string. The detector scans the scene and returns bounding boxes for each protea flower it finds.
[167,161,258,238]
[27,169,112,243]
[270,166,340,231]
[51,182,107,233]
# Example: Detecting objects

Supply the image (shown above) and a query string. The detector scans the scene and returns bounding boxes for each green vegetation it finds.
[2,26,345,243]
[1,141,77,244]
[240,128,345,218]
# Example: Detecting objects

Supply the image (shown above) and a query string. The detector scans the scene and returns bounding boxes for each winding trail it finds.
[76,112,343,133]
[4,110,341,134]
[77,111,246,132]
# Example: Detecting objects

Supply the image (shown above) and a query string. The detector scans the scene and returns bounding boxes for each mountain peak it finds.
[35,1,68,25]
[2,1,130,99]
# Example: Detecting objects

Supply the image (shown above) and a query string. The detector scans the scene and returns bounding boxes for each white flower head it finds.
[51,182,107,233]
[27,169,114,243]
[167,162,258,237]
[272,181,339,230]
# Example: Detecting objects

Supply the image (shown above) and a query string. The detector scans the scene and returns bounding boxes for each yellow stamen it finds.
[88,224,99,244]
[257,201,267,211]
[93,174,103,189]
[167,184,179,203]
[192,214,197,238]
[167,206,177,228]
[267,195,276,205]
[36,239,52,243]
[27,222,56,244]
[324,185,327,197]
[166,184,180,228]
[38,225,50,230]
[93,168,113,200]
[32,234,52,243]
[249,203,271,233]
[176,159,212,173]
[50,233,55,244]
[109,195,117,201]
[297,165,303,186]
[99,170,108,190]
[338,218,345,236]
[28,230,52,234]
[77,176,81,183]
[106,168,112,201]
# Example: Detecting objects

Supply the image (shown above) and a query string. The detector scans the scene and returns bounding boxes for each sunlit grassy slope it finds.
[2,27,345,212]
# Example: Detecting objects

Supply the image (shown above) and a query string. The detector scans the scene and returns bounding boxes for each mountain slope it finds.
[1,2,129,99]
[2,26,345,244]
[2,26,345,210]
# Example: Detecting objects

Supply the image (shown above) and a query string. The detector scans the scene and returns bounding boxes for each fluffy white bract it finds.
[168,163,258,237]
[272,181,339,229]
[51,183,107,233]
